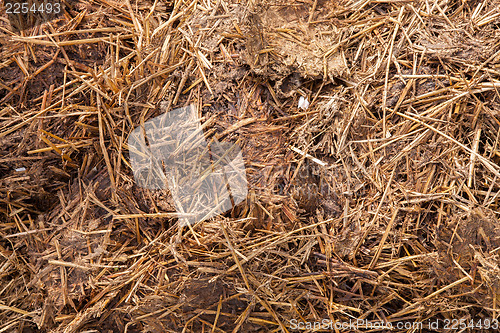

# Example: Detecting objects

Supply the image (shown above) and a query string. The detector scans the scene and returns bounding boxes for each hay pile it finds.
[2,0,500,331]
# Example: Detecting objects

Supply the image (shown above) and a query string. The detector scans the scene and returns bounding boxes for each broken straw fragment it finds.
[289,146,327,167]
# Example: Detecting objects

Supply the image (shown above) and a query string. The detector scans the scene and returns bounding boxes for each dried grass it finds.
[2,0,500,331]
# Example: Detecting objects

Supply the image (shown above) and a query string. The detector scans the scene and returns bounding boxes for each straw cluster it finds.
[1,0,500,331]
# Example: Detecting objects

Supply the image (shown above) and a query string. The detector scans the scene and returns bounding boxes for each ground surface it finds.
[2,0,500,332]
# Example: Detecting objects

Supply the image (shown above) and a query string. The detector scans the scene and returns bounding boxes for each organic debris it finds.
[2,0,500,332]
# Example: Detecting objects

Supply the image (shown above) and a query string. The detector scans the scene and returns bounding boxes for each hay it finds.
[2,0,500,331]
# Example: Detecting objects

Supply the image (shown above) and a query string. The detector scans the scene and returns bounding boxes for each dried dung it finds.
[2,0,500,332]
